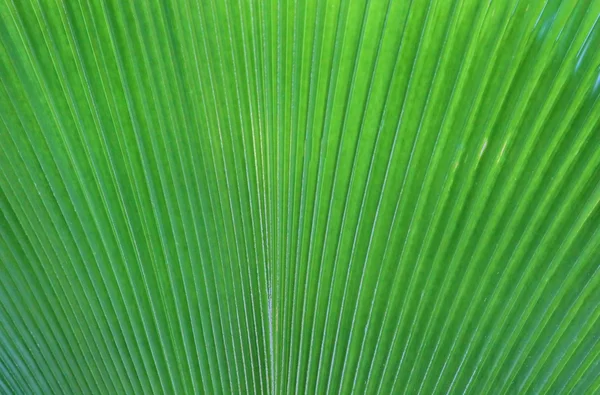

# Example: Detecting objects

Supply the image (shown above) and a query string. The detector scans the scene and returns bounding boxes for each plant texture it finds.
[0,0,600,393]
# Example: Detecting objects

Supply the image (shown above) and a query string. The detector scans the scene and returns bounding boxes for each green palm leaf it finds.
[1,0,599,393]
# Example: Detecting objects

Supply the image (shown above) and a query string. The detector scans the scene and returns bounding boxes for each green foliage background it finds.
[0,0,600,393]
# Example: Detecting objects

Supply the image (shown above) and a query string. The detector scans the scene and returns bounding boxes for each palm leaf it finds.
[1,0,599,393]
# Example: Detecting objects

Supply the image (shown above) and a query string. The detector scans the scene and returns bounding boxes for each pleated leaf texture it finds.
[1,0,600,393]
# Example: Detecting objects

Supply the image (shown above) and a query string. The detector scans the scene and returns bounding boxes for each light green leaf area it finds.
[1,0,600,393]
